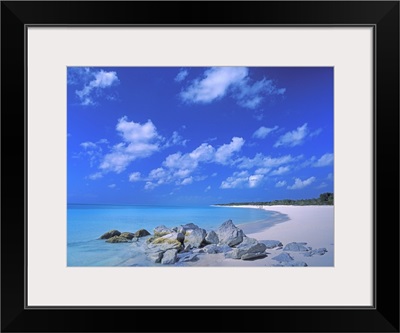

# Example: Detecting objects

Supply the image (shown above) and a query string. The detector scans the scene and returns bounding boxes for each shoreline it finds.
[186,205,334,267]
[234,205,333,243]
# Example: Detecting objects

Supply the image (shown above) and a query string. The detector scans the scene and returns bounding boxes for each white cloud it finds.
[116,117,160,143]
[180,67,285,109]
[108,184,116,188]
[327,173,333,180]
[313,153,334,167]
[80,141,97,149]
[92,70,119,88]
[165,131,187,147]
[172,168,192,179]
[310,128,322,137]
[179,177,193,186]
[146,137,244,190]
[220,171,249,189]
[205,185,211,192]
[270,166,291,176]
[97,138,109,145]
[68,67,92,85]
[144,181,157,190]
[181,67,248,103]
[274,123,309,148]
[275,180,287,188]
[255,168,270,175]
[300,156,317,168]
[100,150,134,174]
[253,112,264,121]
[149,167,169,182]
[236,153,300,169]
[74,69,119,105]
[287,176,316,190]
[220,171,264,189]
[129,172,141,182]
[316,182,328,189]
[99,117,162,173]
[252,125,279,139]
[77,140,110,167]
[248,174,264,188]
[215,137,245,164]
[189,143,215,162]
[89,172,103,180]
[234,78,285,109]
[163,153,196,173]
[146,142,213,189]
[175,69,188,82]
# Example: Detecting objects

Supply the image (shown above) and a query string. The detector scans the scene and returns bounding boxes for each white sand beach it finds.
[186,205,334,267]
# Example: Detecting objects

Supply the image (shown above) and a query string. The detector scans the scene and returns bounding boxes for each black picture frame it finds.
[1,1,399,332]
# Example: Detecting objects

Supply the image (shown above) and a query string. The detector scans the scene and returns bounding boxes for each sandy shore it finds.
[187,205,334,267]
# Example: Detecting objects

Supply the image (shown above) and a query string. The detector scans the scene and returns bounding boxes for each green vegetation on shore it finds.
[215,192,334,206]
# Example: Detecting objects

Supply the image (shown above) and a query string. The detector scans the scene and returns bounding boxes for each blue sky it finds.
[67,67,333,205]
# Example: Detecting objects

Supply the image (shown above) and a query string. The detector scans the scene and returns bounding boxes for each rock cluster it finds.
[99,228,149,243]
[283,242,328,258]
[99,220,278,265]
[143,220,270,264]
[98,221,327,266]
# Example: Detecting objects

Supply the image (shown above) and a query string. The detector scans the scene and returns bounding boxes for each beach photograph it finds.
[67,66,334,267]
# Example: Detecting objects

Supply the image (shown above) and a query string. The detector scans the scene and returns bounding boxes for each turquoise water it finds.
[67,204,287,266]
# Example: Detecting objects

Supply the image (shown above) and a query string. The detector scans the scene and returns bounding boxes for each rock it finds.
[134,229,151,238]
[260,240,283,249]
[228,237,267,260]
[272,252,294,262]
[105,235,130,243]
[304,248,327,257]
[203,244,220,254]
[205,230,219,244]
[161,232,184,243]
[184,228,206,248]
[273,261,308,267]
[224,251,235,259]
[241,252,267,260]
[176,233,185,243]
[147,234,182,252]
[161,249,178,264]
[177,253,199,262]
[283,242,310,252]
[218,244,233,253]
[99,229,121,239]
[147,251,163,263]
[120,232,135,240]
[147,231,183,244]
[192,248,205,254]
[183,222,200,229]
[153,225,173,236]
[316,248,327,255]
[177,223,200,234]
[216,220,244,246]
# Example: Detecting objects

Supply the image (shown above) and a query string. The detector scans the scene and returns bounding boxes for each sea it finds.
[67,204,288,266]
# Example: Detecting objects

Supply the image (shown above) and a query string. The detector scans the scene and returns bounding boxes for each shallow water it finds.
[67,204,287,266]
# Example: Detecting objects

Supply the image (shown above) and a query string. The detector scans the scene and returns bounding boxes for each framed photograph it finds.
[2,1,399,332]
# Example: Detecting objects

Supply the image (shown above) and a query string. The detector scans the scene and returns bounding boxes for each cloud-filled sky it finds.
[67,67,333,205]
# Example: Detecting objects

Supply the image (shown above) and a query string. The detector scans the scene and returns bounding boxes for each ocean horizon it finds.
[67,204,288,266]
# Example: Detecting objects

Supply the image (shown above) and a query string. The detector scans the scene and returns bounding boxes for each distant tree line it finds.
[216,192,334,206]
